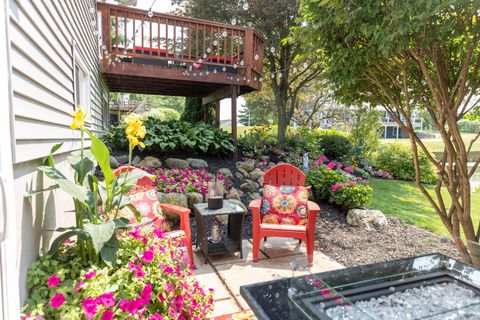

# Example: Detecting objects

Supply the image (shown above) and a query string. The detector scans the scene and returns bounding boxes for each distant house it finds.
[1,0,108,316]
[378,107,423,139]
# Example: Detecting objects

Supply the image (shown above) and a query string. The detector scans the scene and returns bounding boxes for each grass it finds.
[370,179,480,237]
[380,132,480,153]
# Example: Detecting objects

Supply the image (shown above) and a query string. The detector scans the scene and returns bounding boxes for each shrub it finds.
[374,144,436,184]
[306,165,347,201]
[319,133,354,161]
[141,108,180,121]
[330,181,372,209]
[21,227,214,319]
[103,120,234,155]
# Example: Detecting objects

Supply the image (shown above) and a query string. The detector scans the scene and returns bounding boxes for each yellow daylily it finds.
[124,114,143,126]
[125,121,143,136]
[136,125,146,139]
[70,106,87,129]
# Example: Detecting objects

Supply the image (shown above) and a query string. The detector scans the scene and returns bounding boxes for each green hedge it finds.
[103,119,234,155]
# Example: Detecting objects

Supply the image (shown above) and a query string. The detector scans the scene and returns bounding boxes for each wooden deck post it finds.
[203,103,209,123]
[231,85,238,160]
[215,100,220,127]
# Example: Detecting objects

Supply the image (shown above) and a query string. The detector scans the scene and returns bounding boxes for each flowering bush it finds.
[150,167,232,195]
[22,227,214,319]
[306,156,372,209]
[330,180,372,209]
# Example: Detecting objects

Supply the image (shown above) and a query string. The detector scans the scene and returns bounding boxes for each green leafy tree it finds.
[173,0,324,143]
[180,97,215,124]
[350,106,382,161]
[239,90,276,126]
[297,0,480,264]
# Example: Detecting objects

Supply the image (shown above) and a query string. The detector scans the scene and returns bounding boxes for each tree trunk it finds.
[276,99,287,144]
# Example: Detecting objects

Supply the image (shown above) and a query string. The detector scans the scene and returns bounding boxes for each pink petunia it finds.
[101,310,114,320]
[74,280,85,292]
[327,162,336,170]
[47,274,61,287]
[320,289,331,297]
[135,269,145,278]
[50,293,65,308]
[82,298,97,320]
[119,300,129,312]
[344,166,354,173]
[126,300,139,314]
[142,250,155,263]
[85,271,97,280]
[163,266,174,274]
[96,292,115,308]
[149,313,164,320]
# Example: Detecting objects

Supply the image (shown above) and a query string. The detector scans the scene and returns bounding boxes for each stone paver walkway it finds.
[192,237,344,318]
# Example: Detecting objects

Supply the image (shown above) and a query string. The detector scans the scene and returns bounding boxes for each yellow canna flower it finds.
[70,106,87,129]
[124,114,142,126]
[127,135,139,147]
[125,121,142,136]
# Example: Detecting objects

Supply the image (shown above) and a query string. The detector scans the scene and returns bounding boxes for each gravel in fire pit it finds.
[314,204,459,267]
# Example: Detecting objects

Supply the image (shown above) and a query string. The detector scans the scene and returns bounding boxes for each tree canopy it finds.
[296,0,480,264]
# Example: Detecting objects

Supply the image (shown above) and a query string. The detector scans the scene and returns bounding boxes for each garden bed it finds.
[314,204,459,267]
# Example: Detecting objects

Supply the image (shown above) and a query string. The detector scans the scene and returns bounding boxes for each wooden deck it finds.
[98,3,264,98]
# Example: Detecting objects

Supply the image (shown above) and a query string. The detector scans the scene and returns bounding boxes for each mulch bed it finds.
[314,204,459,267]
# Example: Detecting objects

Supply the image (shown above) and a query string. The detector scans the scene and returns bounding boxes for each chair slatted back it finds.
[113,166,154,190]
[262,164,306,187]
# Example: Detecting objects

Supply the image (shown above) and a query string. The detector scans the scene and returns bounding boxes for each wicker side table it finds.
[193,200,246,264]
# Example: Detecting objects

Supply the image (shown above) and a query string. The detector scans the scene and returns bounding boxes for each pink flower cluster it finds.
[314,156,356,175]
[331,181,358,191]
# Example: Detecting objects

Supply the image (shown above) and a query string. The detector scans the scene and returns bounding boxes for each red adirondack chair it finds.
[249,164,320,266]
[113,166,194,267]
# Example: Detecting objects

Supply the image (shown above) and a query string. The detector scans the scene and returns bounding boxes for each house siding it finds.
[5,0,107,305]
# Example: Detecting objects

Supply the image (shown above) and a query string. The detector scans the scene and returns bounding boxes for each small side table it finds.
[193,200,246,264]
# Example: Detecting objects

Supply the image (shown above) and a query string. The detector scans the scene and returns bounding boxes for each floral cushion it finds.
[261,185,310,225]
[118,189,170,232]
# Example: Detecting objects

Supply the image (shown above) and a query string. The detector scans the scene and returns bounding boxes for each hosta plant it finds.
[21,226,214,319]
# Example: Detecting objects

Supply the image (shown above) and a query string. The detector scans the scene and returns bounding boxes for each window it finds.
[72,42,91,123]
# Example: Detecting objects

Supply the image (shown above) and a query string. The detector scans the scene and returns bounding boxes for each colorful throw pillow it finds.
[261,185,310,225]
[118,189,170,232]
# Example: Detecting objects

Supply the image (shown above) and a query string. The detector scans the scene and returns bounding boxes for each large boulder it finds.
[236,159,255,173]
[131,155,141,166]
[249,168,264,181]
[157,192,188,222]
[248,192,261,200]
[187,158,208,168]
[226,188,241,201]
[165,158,189,169]
[347,209,388,231]
[240,180,259,193]
[186,192,204,209]
[218,168,234,179]
[109,156,119,169]
[237,168,249,178]
[138,156,162,169]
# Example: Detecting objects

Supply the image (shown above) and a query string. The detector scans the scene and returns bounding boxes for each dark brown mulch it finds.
[314,204,460,267]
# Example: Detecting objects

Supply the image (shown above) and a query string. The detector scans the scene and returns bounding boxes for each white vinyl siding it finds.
[8,0,106,164]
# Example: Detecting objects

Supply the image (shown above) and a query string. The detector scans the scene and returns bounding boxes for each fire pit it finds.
[240,254,480,320]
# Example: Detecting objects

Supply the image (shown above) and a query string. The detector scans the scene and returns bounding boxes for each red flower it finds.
[50,293,65,308]
[47,274,61,287]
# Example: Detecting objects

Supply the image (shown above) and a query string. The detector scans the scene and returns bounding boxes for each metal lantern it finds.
[207,180,224,209]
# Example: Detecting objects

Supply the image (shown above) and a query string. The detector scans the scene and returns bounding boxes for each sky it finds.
[107,0,247,122]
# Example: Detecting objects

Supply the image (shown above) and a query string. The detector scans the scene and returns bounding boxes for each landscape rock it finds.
[138,156,162,169]
[240,180,259,193]
[249,168,264,181]
[347,209,388,231]
[235,172,245,180]
[226,188,241,201]
[109,156,119,169]
[259,155,270,162]
[248,192,261,200]
[115,154,129,164]
[258,176,264,185]
[165,158,189,169]
[157,192,188,222]
[186,192,204,209]
[187,158,208,168]
[132,155,141,166]
[236,159,255,172]
[218,168,234,178]
[237,168,250,178]
[227,199,247,212]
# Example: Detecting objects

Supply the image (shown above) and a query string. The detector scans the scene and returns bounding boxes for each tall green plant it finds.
[27,107,149,266]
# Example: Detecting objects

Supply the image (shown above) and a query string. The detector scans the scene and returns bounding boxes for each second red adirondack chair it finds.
[249,164,320,266]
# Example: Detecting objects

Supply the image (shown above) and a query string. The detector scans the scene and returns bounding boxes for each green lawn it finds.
[380,132,480,153]
[370,178,480,237]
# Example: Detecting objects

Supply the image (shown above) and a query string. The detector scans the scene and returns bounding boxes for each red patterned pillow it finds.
[261,185,310,225]
[118,189,170,232]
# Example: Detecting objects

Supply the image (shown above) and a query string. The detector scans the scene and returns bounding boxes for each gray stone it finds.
[226,188,241,201]
[109,156,119,169]
[165,158,189,169]
[237,168,249,177]
[132,155,141,166]
[227,199,247,212]
[248,192,261,200]
[236,159,255,172]
[138,156,162,169]
[115,154,129,164]
[347,209,388,231]
[157,192,188,222]
[235,172,245,180]
[249,168,264,181]
[258,176,264,185]
[239,180,259,193]
[186,192,204,209]
[218,168,234,178]
[259,155,270,162]
[187,158,208,168]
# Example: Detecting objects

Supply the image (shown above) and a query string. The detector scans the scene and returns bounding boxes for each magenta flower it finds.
[82,298,97,319]
[50,293,65,308]
[142,250,155,263]
[85,271,96,280]
[74,280,85,292]
[344,166,354,173]
[126,300,139,314]
[320,289,331,297]
[164,266,174,274]
[47,274,61,287]
[135,269,145,278]
[327,162,336,170]
[101,310,114,320]
[96,292,115,307]
[119,300,129,312]
[149,313,164,320]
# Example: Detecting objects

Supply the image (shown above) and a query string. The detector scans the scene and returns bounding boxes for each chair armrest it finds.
[306,200,320,227]
[249,198,262,225]
[159,204,191,232]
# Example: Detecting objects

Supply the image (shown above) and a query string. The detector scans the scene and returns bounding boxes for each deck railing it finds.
[98,3,264,80]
